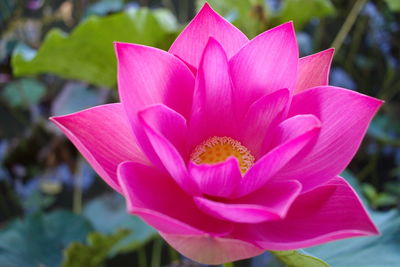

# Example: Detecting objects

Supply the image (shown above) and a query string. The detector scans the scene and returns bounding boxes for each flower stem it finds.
[138,246,147,267]
[330,0,368,53]
[151,237,163,267]
[223,263,234,267]
[73,167,82,214]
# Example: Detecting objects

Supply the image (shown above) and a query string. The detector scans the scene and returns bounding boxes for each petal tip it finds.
[201,1,212,10]
[205,36,224,51]
[49,116,64,132]
[113,41,128,53]
[327,47,335,54]
[361,93,384,111]
[113,41,131,59]
[279,21,295,32]
[371,224,380,235]
[255,21,295,39]
[278,87,290,96]
[199,2,217,16]
[311,115,322,128]
[319,47,335,59]
[48,116,57,123]
[49,114,68,128]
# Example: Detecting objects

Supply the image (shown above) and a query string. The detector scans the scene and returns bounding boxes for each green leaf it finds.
[12,8,178,87]
[276,0,335,29]
[0,210,93,267]
[384,0,400,12]
[306,209,400,266]
[374,193,397,207]
[0,0,15,24]
[271,250,330,267]
[61,230,130,267]
[362,183,378,203]
[21,191,56,213]
[1,78,46,108]
[83,193,157,254]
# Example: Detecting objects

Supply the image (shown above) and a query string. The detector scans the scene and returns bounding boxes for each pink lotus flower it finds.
[51,3,381,264]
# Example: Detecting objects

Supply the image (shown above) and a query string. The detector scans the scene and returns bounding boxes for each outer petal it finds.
[115,42,194,169]
[278,86,383,191]
[294,48,334,94]
[50,103,148,194]
[169,3,248,71]
[232,177,379,250]
[188,157,242,198]
[229,22,298,116]
[161,233,264,265]
[238,115,321,197]
[118,161,232,235]
[238,88,289,158]
[194,180,301,223]
[138,104,198,194]
[189,38,236,147]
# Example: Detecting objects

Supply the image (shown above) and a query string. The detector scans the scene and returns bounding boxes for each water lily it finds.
[51,3,381,264]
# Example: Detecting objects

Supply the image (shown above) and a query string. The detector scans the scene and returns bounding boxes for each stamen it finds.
[191,136,255,174]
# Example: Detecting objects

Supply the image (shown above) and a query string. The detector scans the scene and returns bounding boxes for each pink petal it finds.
[238,115,321,197]
[115,42,194,119]
[138,104,198,194]
[188,37,237,147]
[139,104,188,159]
[194,197,278,223]
[229,22,298,116]
[50,104,148,194]
[238,88,289,158]
[188,157,242,198]
[161,233,264,265]
[271,114,321,145]
[294,48,334,94]
[118,161,232,235]
[115,42,194,169]
[234,180,302,217]
[169,3,248,71]
[277,86,383,191]
[194,180,301,223]
[232,177,378,250]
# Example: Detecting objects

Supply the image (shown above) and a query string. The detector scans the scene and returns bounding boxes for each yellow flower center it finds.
[190,136,255,174]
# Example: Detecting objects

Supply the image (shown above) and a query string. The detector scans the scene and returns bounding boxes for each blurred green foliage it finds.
[197,0,335,38]
[11,7,178,87]
[384,0,400,12]
[270,250,329,267]
[0,194,158,267]
[0,211,92,267]
[276,0,335,29]
[83,194,157,254]
[1,78,46,108]
[61,230,130,267]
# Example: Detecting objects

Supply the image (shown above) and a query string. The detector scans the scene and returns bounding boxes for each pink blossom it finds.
[51,3,381,264]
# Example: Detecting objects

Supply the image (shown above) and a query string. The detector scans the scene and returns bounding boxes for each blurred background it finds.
[0,0,399,266]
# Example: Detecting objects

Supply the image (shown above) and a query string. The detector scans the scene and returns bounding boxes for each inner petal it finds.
[190,136,255,174]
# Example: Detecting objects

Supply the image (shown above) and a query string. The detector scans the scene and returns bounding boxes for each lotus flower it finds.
[51,3,382,264]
